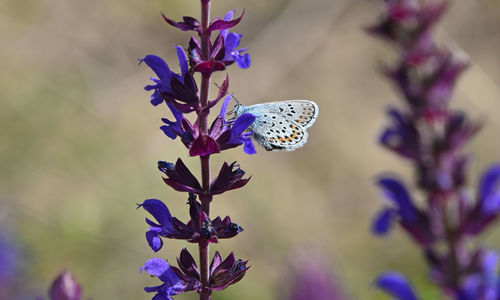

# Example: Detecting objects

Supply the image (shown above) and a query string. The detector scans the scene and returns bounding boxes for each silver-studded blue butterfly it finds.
[233,100,319,151]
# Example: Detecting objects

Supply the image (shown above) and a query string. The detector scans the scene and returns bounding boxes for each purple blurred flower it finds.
[458,251,499,300]
[375,272,420,300]
[372,177,434,244]
[462,165,500,235]
[0,230,19,289]
[141,258,186,300]
[385,51,468,113]
[49,270,82,300]
[140,46,199,112]
[288,255,347,300]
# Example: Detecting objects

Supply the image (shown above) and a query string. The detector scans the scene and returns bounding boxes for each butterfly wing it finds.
[237,100,318,151]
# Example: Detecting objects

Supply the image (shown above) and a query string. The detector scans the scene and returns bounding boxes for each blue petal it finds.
[221,10,236,38]
[479,164,500,204]
[236,52,251,69]
[482,192,500,216]
[219,94,232,119]
[160,124,178,139]
[146,230,163,252]
[376,272,419,300]
[140,55,172,82]
[225,32,242,53]
[139,199,173,228]
[483,251,499,290]
[150,89,164,106]
[231,113,256,137]
[141,258,171,277]
[175,46,189,76]
[372,209,395,235]
[377,177,418,223]
[242,136,256,155]
[167,102,183,122]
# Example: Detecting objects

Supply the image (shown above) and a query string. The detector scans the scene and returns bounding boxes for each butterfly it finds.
[233,100,319,151]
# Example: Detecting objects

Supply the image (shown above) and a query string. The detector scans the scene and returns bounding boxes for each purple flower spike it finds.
[141,258,186,300]
[49,270,82,300]
[375,272,420,300]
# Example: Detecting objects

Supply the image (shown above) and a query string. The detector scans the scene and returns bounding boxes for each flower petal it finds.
[138,199,173,227]
[377,177,418,223]
[375,272,419,300]
[479,164,500,204]
[146,230,164,252]
[140,55,172,82]
[372,208,395,235]
[231,113,256,137]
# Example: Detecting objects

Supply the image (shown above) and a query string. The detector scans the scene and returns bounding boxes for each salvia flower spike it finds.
[368,0,500,299]
[138,1,255,299]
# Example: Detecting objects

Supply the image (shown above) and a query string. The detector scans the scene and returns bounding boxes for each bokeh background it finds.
[2,0,500,299]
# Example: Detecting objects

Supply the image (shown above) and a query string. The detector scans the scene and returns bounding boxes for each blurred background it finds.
[1,0,500,299]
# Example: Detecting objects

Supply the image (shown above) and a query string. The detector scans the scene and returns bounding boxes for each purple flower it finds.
[165,10,249,74]
[49,270,83,300]
[0,230,19,289]
[372,177,434,244]
[288,255,347,300]
[209,251,249,291]
[210,161,251,195]
[458,251,500,300]
[140,46,199,112]
[158,159,202,194]
[462,164,500,235]
[219,10,251,69]
[160,102,185,140]
[171,249,249,293]
[385,50,468,113]
[189,94,256,157]
[137,199,180,252]
[380,108,419,160]
[139,196,244,251]
[375,272,420,300]
[141,258,186,300]
[162,10,244,35]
